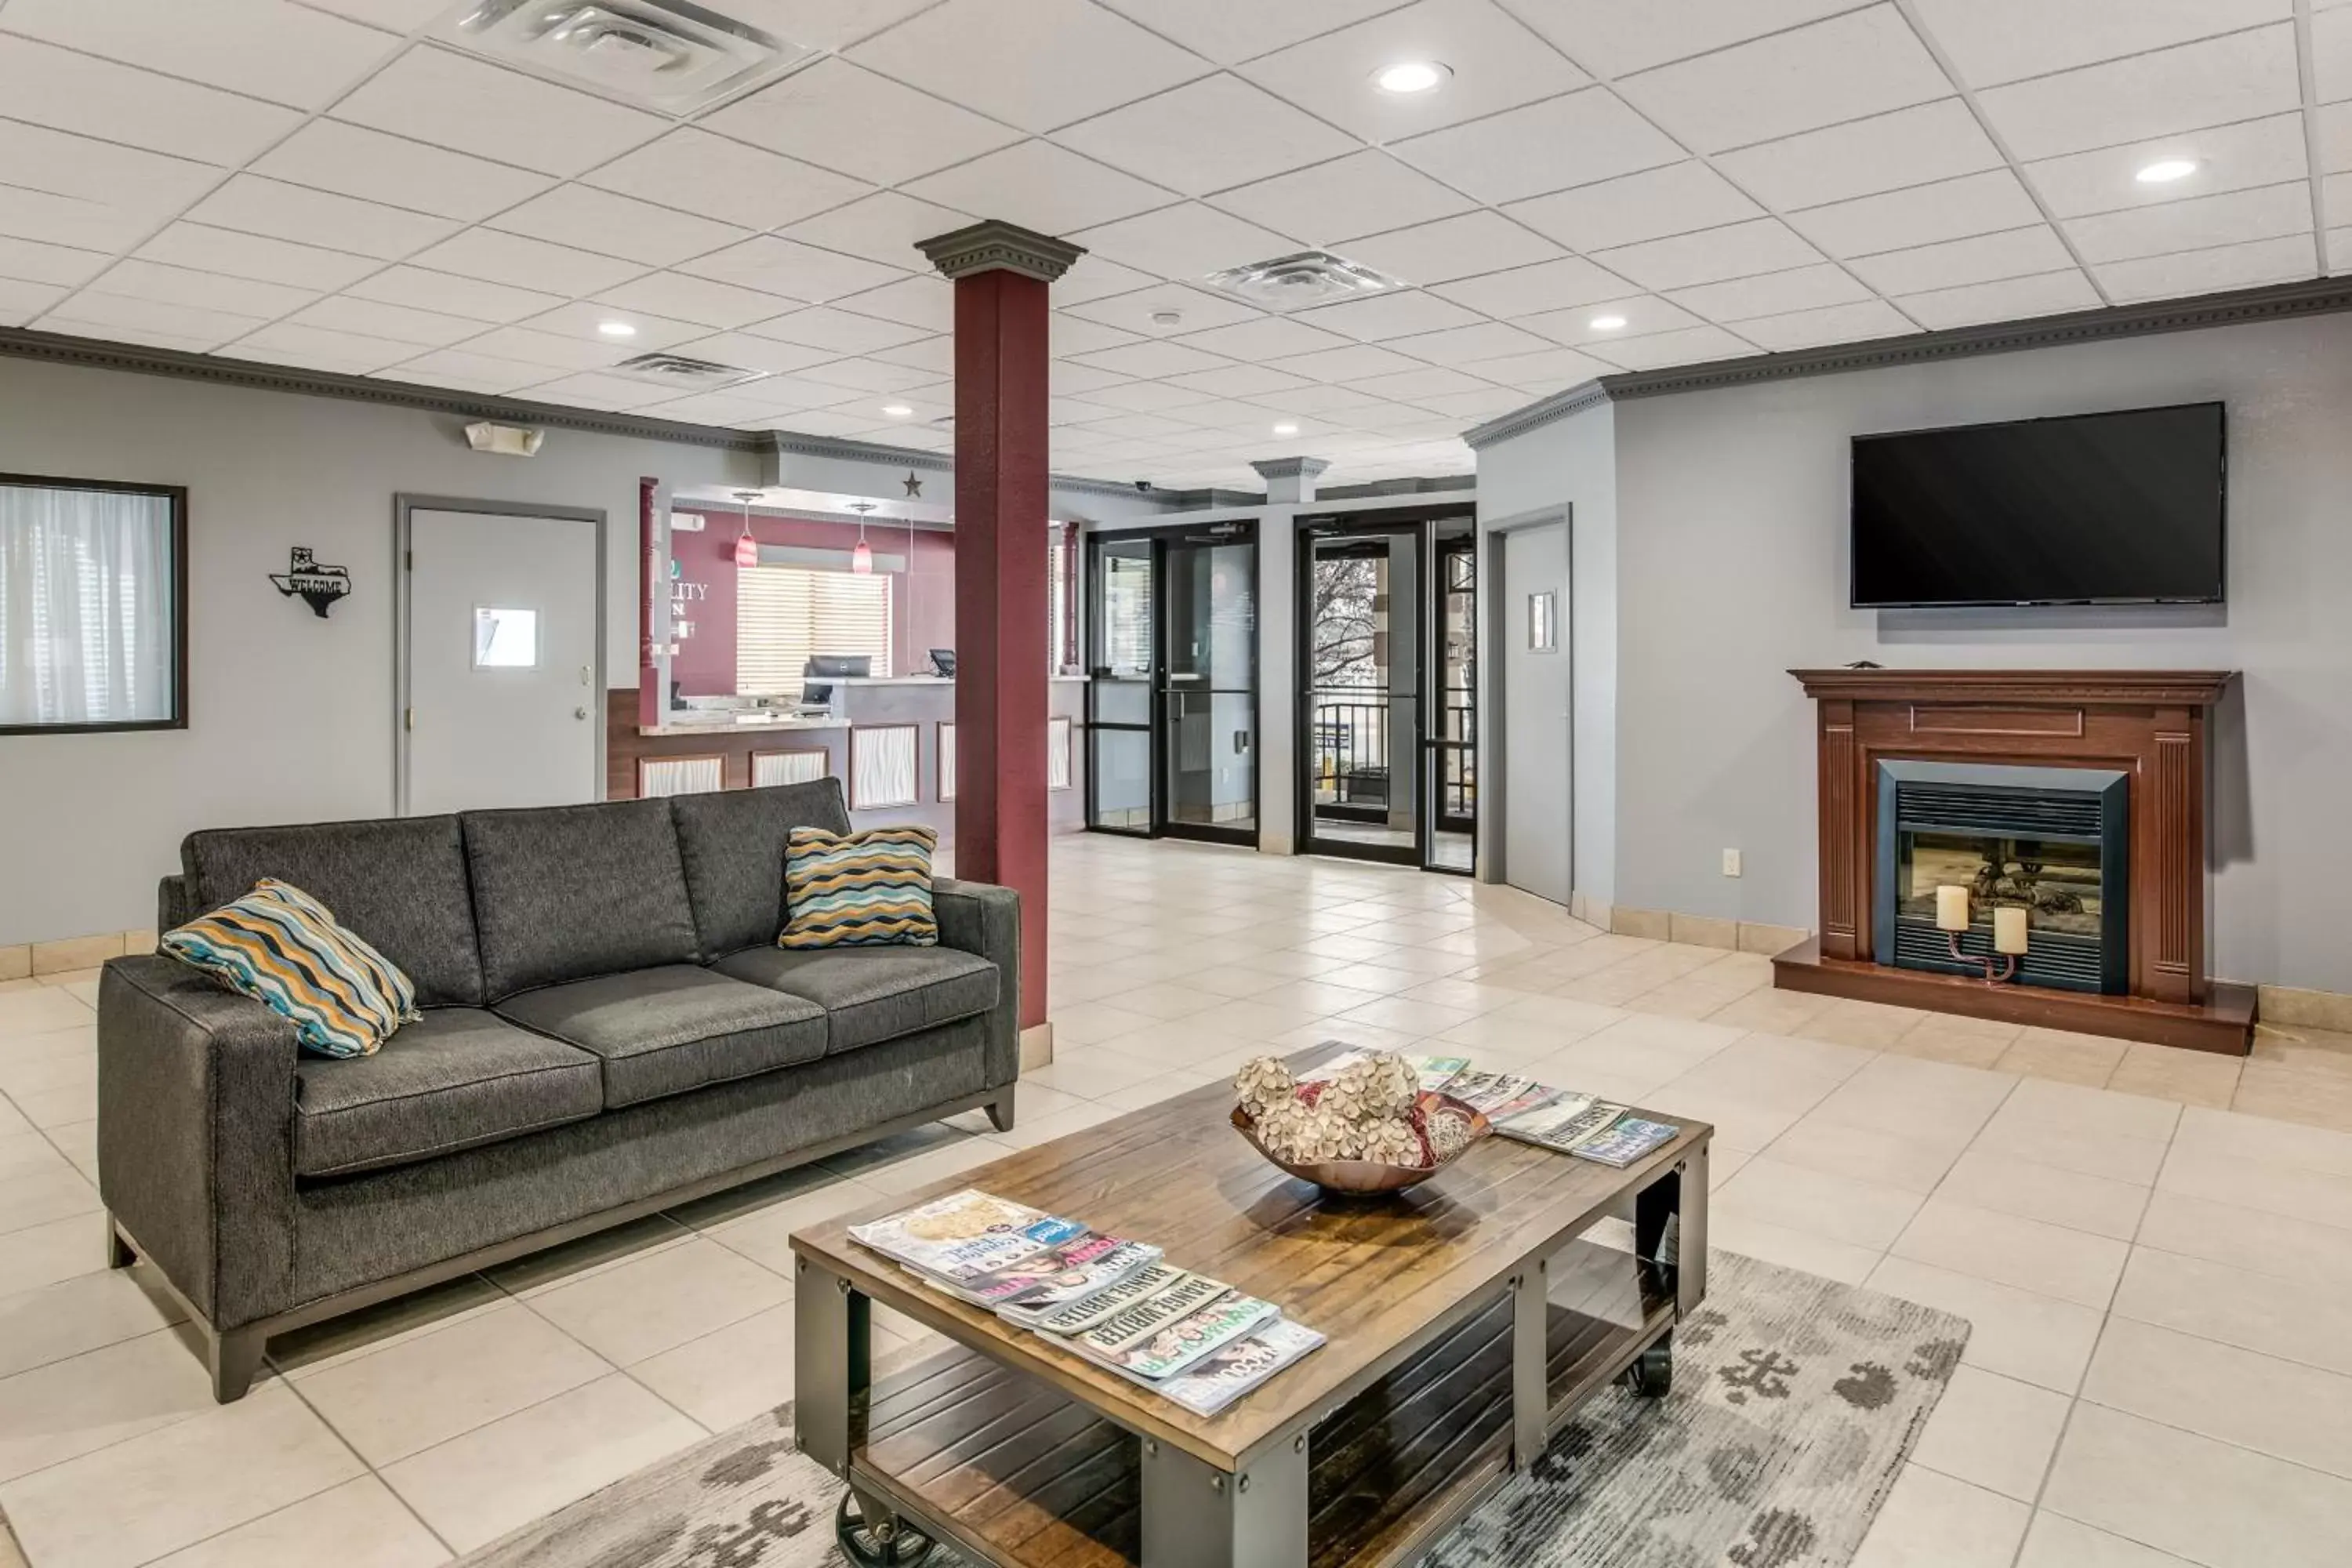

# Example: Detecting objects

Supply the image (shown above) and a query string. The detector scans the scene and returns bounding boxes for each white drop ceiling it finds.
[2,0,2347,490]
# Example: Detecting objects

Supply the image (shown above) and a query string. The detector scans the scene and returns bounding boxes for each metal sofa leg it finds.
[207,1327,267,1403]
[985,1084,1018,1134]
[107,1218,136,1270]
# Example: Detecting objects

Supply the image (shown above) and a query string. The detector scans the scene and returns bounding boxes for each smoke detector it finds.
[1203,250,1406,312]
[442,2,811,114]
[608,351,768,391]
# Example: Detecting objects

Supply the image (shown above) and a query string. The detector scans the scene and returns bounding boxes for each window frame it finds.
[0,471,189,738]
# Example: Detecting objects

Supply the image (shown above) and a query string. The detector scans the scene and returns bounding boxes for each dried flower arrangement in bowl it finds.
[1231,1051,1491,1195]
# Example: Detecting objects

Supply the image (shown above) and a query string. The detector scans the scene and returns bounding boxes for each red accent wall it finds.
[669,509,957,695]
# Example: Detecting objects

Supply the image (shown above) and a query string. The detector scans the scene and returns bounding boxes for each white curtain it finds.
[0,484,176,726]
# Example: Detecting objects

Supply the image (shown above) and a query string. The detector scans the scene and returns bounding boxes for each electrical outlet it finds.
[1722,849,1742,878]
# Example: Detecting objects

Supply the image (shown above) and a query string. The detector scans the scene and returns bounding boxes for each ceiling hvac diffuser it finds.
[1203,251,1407,312]
[444,1,811,113]
[608,351,768,391]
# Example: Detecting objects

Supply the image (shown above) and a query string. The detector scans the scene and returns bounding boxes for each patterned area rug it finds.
[456,1250,1966,1568]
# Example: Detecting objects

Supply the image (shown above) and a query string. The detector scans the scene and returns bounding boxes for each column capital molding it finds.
[915,220,1087,283]
[1248,457,1330,482]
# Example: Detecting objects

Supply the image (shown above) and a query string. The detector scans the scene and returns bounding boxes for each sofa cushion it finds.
[164,879,420,1058]
[463,799,699,1000]
[496,965,826,1108]
[293,1007,600,1178]
[713,944,998,1055]
[183,815,484,1006]
[670,779,851,957]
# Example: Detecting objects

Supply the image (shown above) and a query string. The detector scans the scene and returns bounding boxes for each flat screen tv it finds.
[1850,402,2225,608]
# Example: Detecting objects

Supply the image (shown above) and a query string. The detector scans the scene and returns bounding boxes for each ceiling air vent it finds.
[1203,250,1406,312]
[443,2,811,114]
[608,352,767,391]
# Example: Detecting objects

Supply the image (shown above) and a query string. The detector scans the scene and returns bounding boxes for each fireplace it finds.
[1875,760,2128,994]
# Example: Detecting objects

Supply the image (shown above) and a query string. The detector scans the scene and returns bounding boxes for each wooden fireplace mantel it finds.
[1774,666,2256,1054]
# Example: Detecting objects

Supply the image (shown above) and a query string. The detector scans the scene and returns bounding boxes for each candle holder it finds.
[1946,930,2019,983]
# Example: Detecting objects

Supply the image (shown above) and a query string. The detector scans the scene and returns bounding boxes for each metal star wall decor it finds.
[902,470,924,498]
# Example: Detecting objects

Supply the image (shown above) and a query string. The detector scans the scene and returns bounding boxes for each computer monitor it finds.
[929,648,956,678]
[805,655,872,679]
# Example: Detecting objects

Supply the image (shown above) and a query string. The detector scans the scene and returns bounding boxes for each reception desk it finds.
[608,677,1087,844]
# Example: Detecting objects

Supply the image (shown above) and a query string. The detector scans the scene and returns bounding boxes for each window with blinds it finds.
[736,566,892,693]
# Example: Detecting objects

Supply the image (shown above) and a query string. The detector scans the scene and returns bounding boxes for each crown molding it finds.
[916,219,1087,283]
[762,430,952,472]
[1465,275,2352,451]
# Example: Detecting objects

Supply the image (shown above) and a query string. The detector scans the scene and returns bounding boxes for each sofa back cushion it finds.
[670,779,852,956]
[463,798,699,999]
[182,815,485,1006]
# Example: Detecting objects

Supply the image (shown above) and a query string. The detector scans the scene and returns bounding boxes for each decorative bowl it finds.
[1230,1092,1493,1196]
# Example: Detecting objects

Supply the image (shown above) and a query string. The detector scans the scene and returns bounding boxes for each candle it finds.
[1993,905,2030,955]
[1935,885,1970,932]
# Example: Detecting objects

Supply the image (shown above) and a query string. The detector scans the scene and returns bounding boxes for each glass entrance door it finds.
[1300,527,1421,865]
[1425,530,1477,873]
[1084,536,1154,834]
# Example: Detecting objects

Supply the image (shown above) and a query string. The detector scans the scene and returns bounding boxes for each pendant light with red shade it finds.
[848,500,877,574]
[731,490,760,569]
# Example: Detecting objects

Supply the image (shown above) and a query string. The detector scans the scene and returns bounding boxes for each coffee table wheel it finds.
[1625,1332,1672,1398]
[837,1491,935,1567]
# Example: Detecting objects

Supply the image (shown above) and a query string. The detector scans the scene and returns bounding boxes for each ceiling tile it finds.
[1236,0,1588,142]
[1380,320,1555,364]
[1,0,398,108]
[1067,340,1237,379]
[710,374,861,409]
[746,306,938,354]
[0,235,109,289]
[1076,380,1221,412]
[299,0,448,28]
[1051,314,1146,358]
[406,228,644,295]
[1063,283,1262,336]
[1590,217,1824,290]
[1735,298,1915,350]
[1341,366,1496,399]
[797,358,944,393]
[1430,255,1629,315]
[1503,0,1865,77]
[1054,74,1358,196]
[1161,363,1316,396]
[0,278,71,325]
[781,194,977,270]
[1666,263,1871,321]
[2092,231,2317,300]
[707,0,943,53]
[869,336,954,373]
[1051,361,1139,395]
[848,0,1207,133]
[224,321,416,373]
[677,238,905,304]
[702,60,1025,185]
[1452,345,1617,387]
[598,272,804,330]
[1051,256,1165,306]
[284,295,485,347]
[252,121,554,224]
[1909,0,2290,88]
[2322,7,2352,101]
[1517,294,1700,346]
[583,129,873,231]
[666,332,845,376]
[1615,7,1951,154]
[0,35,299,166]
[1339,212,1564,287]
[86,259,316,319]
[2065,181,2314,263]
[1096,0,1410,65]
[343,266,565,323]
[2327,226,2352,275]
[827,274,955,329]
[447,325,633,371]
[0,122,216,252]
[1261,343,1426,381]
[134,224,382,292]
[521,300,711,350]
[1504,162,1759,251]
[2024,114,2309,219]
[484,186,745,270]
[1893,269,2102,329]
[1173,317,1356,360]
[903,141,1178,237]
[632,390,804,426]
[1588,323,1756,369]
[1076,412,1202,441]
[1713,100,2000,213]
[1297,290,1483,339]
[1210,151,1474,245]
[513,371,668,410]
[186,175,459,261]
[38,291,267,347]
[1389,87,1686,205]
[1790,169,2044,259]
[1069,204,1298,281]
[331,44,666,176]
[1412,385,1530,418]
[1845,224,2077,294]
[1974,26,2300,161]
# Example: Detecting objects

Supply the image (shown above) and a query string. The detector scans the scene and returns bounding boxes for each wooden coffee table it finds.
[791,1059,1711,1568]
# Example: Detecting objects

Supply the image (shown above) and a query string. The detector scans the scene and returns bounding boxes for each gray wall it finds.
[1484,311,2352,992]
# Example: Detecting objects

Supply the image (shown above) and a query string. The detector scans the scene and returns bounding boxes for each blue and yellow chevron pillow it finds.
[162,879,420,1058]
[780,826,939,949]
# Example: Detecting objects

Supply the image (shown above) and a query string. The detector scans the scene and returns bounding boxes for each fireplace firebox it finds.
[1875,760,2129,994]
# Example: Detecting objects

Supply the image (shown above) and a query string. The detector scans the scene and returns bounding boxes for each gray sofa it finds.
[96,779,1019,1400]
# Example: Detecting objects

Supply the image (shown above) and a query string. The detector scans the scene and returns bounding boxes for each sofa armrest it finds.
[933,877,1020,1087]
[159,873,197,931]
[97,956,299,1330]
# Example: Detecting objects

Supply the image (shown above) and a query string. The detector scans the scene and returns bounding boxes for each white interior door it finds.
[1500,520,1570,906]
[405,506,599,815]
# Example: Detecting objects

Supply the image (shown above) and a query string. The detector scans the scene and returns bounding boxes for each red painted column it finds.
[917,222,1084,1036]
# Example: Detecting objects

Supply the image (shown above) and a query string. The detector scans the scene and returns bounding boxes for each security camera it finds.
[1133,479,1154,492]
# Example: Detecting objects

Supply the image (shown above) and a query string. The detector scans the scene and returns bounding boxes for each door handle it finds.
[575,706,589,720]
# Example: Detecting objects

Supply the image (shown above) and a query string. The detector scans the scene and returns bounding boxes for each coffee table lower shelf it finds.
[846,1288,1673,1568]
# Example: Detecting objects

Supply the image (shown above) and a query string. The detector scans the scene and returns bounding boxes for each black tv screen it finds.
[1851,402,2226,607]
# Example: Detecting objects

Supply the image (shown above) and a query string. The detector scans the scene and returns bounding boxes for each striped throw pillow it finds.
[162,879,421,1058]
[780,826,939,949]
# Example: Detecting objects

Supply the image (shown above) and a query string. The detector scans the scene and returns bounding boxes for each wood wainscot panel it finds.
[1910,705,2086,739]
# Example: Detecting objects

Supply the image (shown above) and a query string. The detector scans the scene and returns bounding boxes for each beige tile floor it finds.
[4,833,2352,1566]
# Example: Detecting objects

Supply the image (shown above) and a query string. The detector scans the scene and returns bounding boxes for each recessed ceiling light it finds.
[1588,314,1628,332]
[881,403,914,417]
[1272,422,1300,436]
[597,320,637,337]
[2135,158,2200,184]
[1373,60,1450,94]
[1150,309,1183,328]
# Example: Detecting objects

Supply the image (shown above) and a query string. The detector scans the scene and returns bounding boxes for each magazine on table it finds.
[1072,1294,1279,1385]
[1494,1094,1624,1152]
[1572,1116,1680,1167]
[1020,1261,1190,1335]
[1068,1272,1234,1354]
[910,1232,1162,1310]
[1408,1054,1471,1093]
[1157,1319,1328,1417]
[1444,1070,1549,1116]
[848,1189,1077,1284]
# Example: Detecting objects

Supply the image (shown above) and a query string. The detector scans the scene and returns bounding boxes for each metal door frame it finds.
[1482,504,1573,901]
[394,495,607,816]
